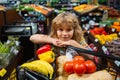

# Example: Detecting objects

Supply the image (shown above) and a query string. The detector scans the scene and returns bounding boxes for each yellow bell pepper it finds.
[38,51,55,63]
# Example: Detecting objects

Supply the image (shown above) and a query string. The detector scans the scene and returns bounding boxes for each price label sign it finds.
[102,46,109,55]
[95,39,98,42]
[118,32,120,36]
[0,68,7,77]
[112,28,115,32]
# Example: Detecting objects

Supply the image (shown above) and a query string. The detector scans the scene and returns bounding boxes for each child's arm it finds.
[30,34,53,44]
[29,34,63,47]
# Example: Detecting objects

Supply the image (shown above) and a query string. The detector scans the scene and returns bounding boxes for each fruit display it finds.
[111,21,120,32]
[90,27,107,35]
[73,4,98,14]
[105,39,120,57]
[0,36,20,67]
[94,33,118,45]
[16,4,53,16]
[98,5,120,17]
[89,25,119,45]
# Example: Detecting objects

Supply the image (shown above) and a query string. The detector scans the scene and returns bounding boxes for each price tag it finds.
[29,11,34,14]
[26,27,30,30]
[0,68,7,77]
[118,32,120,35]
[102,46,109,55]
[89,13,92,16]
[94,39,98,42]
[87,31,90,34]
[114,60,120,67]
[24,14,28,16]
[112,28,115,32]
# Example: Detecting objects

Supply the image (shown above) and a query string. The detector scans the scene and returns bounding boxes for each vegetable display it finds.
[0,36,20,67]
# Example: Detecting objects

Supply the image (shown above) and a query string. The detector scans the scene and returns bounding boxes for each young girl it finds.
[30,12,93,58]
[30,12,96,79]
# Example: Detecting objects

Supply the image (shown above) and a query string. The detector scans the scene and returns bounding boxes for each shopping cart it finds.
[16,46,120,80]
[16,57,56,80]
[68,46,120,80]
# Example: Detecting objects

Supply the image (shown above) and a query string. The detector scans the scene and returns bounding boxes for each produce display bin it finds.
[0,48,23,80]
[7,68,17,80]
[16,46,120,80]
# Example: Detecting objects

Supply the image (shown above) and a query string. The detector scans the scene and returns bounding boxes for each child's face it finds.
[56,24,74,41]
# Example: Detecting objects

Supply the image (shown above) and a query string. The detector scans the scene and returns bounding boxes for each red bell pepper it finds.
[36,44,51,55]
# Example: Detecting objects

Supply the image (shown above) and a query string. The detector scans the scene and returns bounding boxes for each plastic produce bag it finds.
[66,48,79,61]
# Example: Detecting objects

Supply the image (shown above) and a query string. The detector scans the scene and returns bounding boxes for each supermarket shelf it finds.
[0,48,24,80]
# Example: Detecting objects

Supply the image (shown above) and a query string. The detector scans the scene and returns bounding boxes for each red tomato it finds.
[63,61,74,74]
[84,60,96,73]
[73,61,86,75]
[73,56,85,63]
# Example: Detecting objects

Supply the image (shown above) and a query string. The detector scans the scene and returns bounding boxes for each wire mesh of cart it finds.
[16,46,120,80]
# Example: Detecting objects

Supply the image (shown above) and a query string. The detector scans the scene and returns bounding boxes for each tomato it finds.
[73,56,85,63]
[84,60,96,73]
[63,61,74,74]
[73,61,86,75]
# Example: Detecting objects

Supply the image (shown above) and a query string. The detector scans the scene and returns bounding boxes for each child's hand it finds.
[52,39,64,47]
[61,40,84,48]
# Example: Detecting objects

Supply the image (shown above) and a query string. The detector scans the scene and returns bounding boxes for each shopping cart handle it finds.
[25,71,38,80]
[67,46,120,61]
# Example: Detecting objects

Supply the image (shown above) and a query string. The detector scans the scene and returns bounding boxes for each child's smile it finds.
[57,25,74,41]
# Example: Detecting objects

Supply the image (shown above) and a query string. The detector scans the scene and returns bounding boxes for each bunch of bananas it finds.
[20,60,54,79]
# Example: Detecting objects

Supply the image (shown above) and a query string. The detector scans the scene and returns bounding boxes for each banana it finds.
[20,61,49,77]
[31,60,54,79]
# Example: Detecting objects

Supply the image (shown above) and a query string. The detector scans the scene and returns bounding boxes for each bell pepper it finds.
[36,44,51,55]
[38,51,55,63]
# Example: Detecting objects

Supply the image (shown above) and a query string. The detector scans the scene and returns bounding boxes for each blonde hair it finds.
[50,12,83,43]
